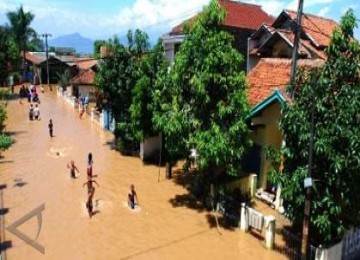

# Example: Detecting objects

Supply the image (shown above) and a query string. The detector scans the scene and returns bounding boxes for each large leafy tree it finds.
[153,0,251,177]
[130,40,168,142]
[95,30,150,154]
[6,5,36,77]
[0,25,19,86]
[270,10,360,244]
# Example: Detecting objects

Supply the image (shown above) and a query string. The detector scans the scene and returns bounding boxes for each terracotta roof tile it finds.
[23,52,42,65]
[75,58,98,70]
[247,58,325,106]
[249,24,328,59]
[71,69,95,85]
[285,10,338,47]
[171,0,274,35]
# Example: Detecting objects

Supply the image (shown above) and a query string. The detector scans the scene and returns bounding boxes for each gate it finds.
[275,229,316,260]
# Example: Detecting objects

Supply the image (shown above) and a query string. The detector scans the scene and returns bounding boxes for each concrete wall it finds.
[216,174,257,198]
[140,134,162,161]
[250,102,282,190]
[315,241,343,260]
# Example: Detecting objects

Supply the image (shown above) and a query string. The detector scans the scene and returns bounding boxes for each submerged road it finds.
[0,86,285,259]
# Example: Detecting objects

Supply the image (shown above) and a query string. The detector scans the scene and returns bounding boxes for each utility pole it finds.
[41,33,52,90]
[290,0,304,98]
[289,1,312,259]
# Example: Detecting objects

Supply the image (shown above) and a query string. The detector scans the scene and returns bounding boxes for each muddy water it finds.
[0,86,285,260]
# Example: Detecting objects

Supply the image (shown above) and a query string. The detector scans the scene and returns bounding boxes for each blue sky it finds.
[0,0,359,40]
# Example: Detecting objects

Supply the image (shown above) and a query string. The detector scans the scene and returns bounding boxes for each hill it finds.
[48,33,94,54]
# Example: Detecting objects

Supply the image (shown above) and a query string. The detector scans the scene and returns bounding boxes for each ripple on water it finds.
[47,141,74,158]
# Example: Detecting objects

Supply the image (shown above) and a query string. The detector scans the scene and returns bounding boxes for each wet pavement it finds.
[0,85,286,259]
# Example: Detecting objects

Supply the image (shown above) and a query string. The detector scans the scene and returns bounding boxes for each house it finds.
[23,51,75,84]
[247,9,338,72]
[245,10,338,208]
[70,58,98,101]
[162,0,274,69]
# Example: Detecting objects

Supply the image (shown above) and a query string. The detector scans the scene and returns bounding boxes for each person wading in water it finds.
[67,160,80,179]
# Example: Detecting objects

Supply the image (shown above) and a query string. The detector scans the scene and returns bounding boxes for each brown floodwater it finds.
[0,85,286,259]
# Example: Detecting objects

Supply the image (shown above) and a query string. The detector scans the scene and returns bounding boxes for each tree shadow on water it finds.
[5,130,27,137]
[169,169,207,213]
[171,168,198,192]
[169,194,206,212]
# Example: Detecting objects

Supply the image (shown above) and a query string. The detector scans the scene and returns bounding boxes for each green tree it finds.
[130,40,168,142]
[269,10,360,245]
[0,134,12,157]
[153,0,251,177]
[56,69,71,92]
[95,30,150,154]
[0,25,19,86]
[93,39,107,58]
[0,104,7,131]
[28,33,44,51]
[6,5,36,78]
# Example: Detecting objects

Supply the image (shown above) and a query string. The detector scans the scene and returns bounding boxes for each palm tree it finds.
[6,5,36,79]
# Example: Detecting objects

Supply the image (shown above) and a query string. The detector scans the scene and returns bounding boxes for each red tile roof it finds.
[75,58,98,70]
[23,52,42,65]
[247,58,324,106]
[71,69,96,85]
[285,10,338,48]
[171,0,274,35]
[250,25,327,59]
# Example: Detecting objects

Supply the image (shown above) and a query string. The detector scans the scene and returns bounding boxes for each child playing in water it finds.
[48,119,53,137]
[87,153,93,177]
[128,184,138,209]
[67,160,79,179]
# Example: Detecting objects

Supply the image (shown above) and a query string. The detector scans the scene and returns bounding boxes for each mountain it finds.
[48,33,94,54]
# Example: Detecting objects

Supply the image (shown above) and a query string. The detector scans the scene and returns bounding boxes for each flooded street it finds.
[0,86,285,259]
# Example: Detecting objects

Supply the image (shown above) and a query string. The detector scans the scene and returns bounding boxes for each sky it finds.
[0,0,359,41]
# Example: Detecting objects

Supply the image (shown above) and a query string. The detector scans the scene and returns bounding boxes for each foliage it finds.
[130,40,168,142]
[0,134,12,157]
[56,69,71,91]
[27,33,44,51]
[269,9,360,245]
[0,104,7,131]
[0,25,19,86]
[6,5,36,76]
[95,30,150,154]
[93,39,107,58]
[152,0,252,175]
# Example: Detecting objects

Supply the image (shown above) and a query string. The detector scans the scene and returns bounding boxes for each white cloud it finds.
[101,0,209,36]
[1,0,209,39]
[317,6,330,17]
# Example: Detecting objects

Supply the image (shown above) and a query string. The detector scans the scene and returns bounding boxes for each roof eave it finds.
[247,89,287,119]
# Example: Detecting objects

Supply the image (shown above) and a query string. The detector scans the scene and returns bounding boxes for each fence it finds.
[274,229,317,260]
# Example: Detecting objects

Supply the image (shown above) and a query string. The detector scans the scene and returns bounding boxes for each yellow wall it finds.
[250,102,282,189]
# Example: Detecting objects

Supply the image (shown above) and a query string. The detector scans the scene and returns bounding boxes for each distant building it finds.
[162,0,274,70]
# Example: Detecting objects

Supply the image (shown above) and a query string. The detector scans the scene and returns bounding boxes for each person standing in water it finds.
[29,104,34,121]
[83,176,99,218]
[128,184,138,209]
[87,153,94,178]
[48,119,53,137]
[33,104,40,120]
[67,160,80,179]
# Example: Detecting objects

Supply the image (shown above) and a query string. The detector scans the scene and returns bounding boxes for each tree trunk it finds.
[165,162,172,179]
